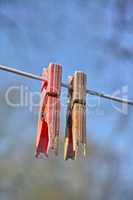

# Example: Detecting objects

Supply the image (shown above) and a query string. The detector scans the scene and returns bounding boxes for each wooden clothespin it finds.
[64,77,75,160]
[64,71,87,160]
[36,63,62,158]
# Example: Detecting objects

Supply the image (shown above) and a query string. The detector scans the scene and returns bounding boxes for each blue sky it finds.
[0,0,133,180]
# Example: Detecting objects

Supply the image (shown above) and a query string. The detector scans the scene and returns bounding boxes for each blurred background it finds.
[0,0,133,199]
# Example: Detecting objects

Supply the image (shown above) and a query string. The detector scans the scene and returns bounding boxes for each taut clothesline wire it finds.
[0,64,133,106]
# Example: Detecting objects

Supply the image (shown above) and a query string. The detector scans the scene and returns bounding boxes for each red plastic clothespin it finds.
[36,63,62,158]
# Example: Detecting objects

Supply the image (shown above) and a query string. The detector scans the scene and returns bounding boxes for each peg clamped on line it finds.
[64,71,87,160]
[36,63,62,158]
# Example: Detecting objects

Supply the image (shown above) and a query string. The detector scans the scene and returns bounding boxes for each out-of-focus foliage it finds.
[0,83,130,200]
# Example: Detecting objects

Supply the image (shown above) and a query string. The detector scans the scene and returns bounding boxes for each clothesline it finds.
[0,64,133,106]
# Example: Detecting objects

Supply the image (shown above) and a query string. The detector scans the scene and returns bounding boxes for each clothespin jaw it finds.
[36,63,62,158]
[64,71,87,160]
